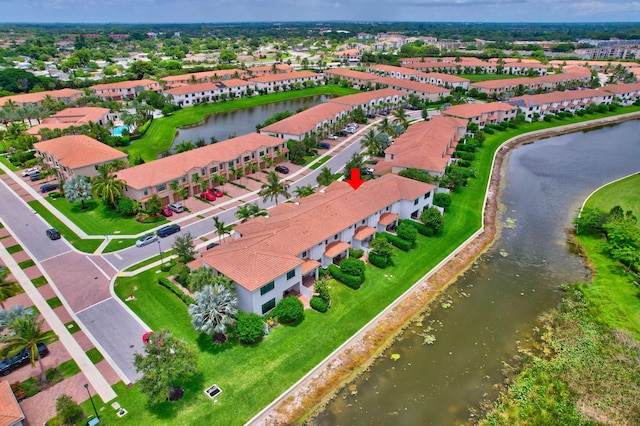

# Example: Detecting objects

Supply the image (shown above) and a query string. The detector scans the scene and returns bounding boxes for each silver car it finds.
[136,234,159,247]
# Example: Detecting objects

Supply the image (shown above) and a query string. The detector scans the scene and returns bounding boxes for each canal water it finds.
[171,95,328,148]
[313,120,640,425]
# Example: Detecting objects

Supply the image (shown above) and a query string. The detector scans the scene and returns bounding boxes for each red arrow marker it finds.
[346,168,365,190]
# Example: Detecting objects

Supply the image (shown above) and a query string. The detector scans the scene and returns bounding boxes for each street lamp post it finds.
[84,383,99,421]
[157,238,164,265]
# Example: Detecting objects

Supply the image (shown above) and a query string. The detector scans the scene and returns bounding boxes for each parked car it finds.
[157,224,181,238]
[379,110,390,116]
[160,206,173,217]
[208,188,223,198]
[46,228,61,240]
[275,165,289,174]
[362,167,375,175]
[366,113,376,119]
[200,191,216,201]
[206,242,219,250]
[317,142,331,149]
[29,173,41,181]
[40,183,58,193]
[136,234,159,247]
[335,130,348,137]
[347,123,359,129]
[168,203,184,213]
[21,167,39,177]
[327,134,338,140]
[0,343,49,376]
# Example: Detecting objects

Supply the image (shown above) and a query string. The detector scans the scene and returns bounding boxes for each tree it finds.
[259,171,290,205]
[172,232,196,263]
[128,61,156,79]
[133,329,198,404]
[188,267,213,292]
[0,305,35,331]
[4,315,49,381]
[392,106,409,129]
[235,202,265,222]
[236,311,264,344]
[91,171,125,211]
[344,152,364,180]
[0,266,19,309]
[317,167,333,187]
[219,49,237,63]
[63,176,92,210]
[573,207,609,235]
[188,285,238,343]
[294,185,315,198]
[420,207,445,234]
[212,217,233,243]
[145,194,162,216]
[273,296,304,324]
[55,394,85,425]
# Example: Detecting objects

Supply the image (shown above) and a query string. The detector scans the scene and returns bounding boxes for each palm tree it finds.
[377,117,392,135]
[248,203,267,218]
[235,204,253,223]
[212,217,233,243]
[188,284,238,344]
[0,266,19,309]
[259,171,290,205]
[392,106,408,129]
[361,130,378,155]
[4,315,50,381]
[169,180,181,201]
[191,173,203,196]
[294,185,315,198]
[316,167,333,187]
[90,171,125,211]
[63,176,93,210]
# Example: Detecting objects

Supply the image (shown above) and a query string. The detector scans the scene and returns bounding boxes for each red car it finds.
[161,206,173,217]
[200,191,216,201]
[208,188,223,198]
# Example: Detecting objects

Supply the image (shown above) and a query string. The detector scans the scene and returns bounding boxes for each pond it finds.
[171,95,328,150]
[313,120,640,425]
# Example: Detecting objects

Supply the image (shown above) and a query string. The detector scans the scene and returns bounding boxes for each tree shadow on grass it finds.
[145,371,206,421]
[196,332,236,355]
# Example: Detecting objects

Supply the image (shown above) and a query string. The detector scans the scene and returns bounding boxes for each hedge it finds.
[376,232,412,252]
[328,264,362,289]
[396,222,418,243]
[348,248,364,259]
[368,252,390,268]
[310,296,329,312]
[398,219,435,237]
[340,257,365,278]
[157,277,194,305]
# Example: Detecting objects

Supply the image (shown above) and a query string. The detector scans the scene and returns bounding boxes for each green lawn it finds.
[584,174,640,215]
[127,85,359,162]
[85,347,105,364]
[460,73,540,83]
[46,198,166,236]
[103,238,138,253]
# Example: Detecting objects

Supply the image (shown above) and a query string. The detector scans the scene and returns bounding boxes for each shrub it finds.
[48,191,61,199]
[457,159,472,168]
[10,382,25,401]
[368,252,390,268]
[433,193,452,208]
[328,264,362,289]
[274,296,304,324]
[157,277,194,305]
[174,267,190,286]
[483,127,494,134]
[376,232,412,251]
[348,248,364,259]
[420,207,445,235]
[314,280,331,302]
[340,257,365,277]
[396,222,418,243]
[455,151,474,161]
[55,393,85,425]
[543,115,554,122]
[310,296,329,312]
[117,197,139,217]
[398,168,435,184]
[235,311,264,344]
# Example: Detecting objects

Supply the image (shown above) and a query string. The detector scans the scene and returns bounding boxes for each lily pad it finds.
[391,353,401,361]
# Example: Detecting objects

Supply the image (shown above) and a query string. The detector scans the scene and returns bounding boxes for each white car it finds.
[21,167,39,177]
[136,234,159,247]
[328,134,338,140]
[168,203,184,213]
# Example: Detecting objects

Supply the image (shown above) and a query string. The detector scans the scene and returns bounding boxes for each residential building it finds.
[375,115,467,177]
[26,107,111,136]
[89,79,161,101]
[367,64,430,81]
[441,102,519,128]
[469,70,592,96]
[328,88,407,113]
[508,88,614,121]
[189,174,436,315]
[323,68,380,89]
[116,133,286,205]
[247,64,293,76]
[164,79,256,107]
[603,82,640,105]
[0,88,84,108]
[259,102,351,141]
[0,381,25,426]
[421,72,470,89]
[34,135,128,179]
[334,49,362,63]
[372,77,450,102]
[160,69,248,87]
[248,71,323,93]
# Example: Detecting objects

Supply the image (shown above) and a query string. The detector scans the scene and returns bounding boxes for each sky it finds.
[1,0,640,23]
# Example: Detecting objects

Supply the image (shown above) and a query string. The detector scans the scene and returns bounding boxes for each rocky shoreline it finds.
[252,112,640,426]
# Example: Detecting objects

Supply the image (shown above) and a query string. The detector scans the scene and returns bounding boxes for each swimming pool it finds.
[112,125,130,136]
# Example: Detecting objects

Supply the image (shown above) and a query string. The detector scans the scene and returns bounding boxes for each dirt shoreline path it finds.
[247,112,640,426]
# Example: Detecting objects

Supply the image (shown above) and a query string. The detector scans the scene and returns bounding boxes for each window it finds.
[424,191,431,199]
[259,151,264,156]
[260,281,275,295]
[157,184,166,192]
[143,189,148,196]
[302,251,307,258]
[228,161,234,167]
[414,198,419,205]
[261,298,276,314]
[286,270,296,280]
[210,167,217,173]
[201,168,206,176]
[181,176,186,183]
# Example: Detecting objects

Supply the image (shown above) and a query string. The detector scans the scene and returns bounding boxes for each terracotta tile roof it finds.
[373,77,449,94]
[217,78,253,88]
[325,241,351,257]
[116,133,284,189]
[301,259,321,275]
[353,225,376,240]
[248,64,293,73]
[34,135,127,169]
[196,174,434,290]
[378,212,399,226]
[260,102,351,136]
[442,102,517,118]
[423,72,470,83]
[164,82,218,96]
[47,107,110,123]
[602,82,640,94]
[324,68,379,81]
[0,88,83,106]
[90,79,158,91]
[470,77,540,89]
[508,88,608,108]
[328,88,406,107]
[160,69,246,83]
[249,70,319,83]
[0,381,24,426]
[368,64,426,76]
[385,115,467,173]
